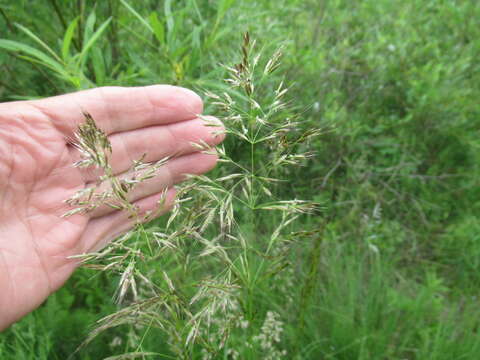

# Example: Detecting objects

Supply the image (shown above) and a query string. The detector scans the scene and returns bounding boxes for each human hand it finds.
[0,85,224,330]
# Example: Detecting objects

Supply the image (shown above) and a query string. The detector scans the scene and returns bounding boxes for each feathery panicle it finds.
[68,33,320,359]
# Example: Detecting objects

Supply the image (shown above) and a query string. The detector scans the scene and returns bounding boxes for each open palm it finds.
[0,85,223,330]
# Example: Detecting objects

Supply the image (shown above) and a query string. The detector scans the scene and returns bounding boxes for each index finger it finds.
[29,85,203,137]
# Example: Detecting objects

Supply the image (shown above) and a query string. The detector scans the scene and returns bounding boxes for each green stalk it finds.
[107,0,119,63]
[48,0,68,32]
[0,7,14,32]
[297,225,324,334]
[76,0,85,50]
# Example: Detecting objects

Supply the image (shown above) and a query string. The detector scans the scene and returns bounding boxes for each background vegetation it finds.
[0,0,479,359]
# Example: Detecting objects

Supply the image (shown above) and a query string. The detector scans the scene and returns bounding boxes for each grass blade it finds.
[79,17,112,61]
[15,23,63,63]
[148,12,165,44]
[119,0,153,32]
[62,16,80,61]
[0,39,66,76]
[164,0,174,35]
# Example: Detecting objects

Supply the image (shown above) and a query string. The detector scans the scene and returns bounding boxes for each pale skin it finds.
[0,85,225,331]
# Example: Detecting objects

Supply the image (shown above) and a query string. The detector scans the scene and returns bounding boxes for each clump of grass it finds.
[65,32,320,359]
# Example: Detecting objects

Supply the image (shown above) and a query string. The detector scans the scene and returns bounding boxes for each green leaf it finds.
[14,23,63,63]
[188,0,204,24]
[164,0,174,35]
[120,0,153,32]
[91,47,105,85]
[62,16,80,62]
[79,17,112,63]
[149,12,164,45]
[83,11,97,47]
[217,0,235,20]
[0,39,66,76]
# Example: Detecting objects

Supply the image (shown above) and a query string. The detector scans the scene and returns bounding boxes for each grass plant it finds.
[60,32,319,360]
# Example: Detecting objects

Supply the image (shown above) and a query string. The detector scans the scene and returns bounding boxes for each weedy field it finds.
[1,1,480,359]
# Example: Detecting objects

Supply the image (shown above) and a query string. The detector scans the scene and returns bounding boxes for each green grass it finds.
[1,0,480,359]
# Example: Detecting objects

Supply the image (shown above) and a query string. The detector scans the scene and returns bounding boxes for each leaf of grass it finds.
[0,39,67,76]
[15,23,63,63]
[119,0,153,33]
[164,0,174,35]
[83,11,97,47]
[188,0,204,24]
[91,47,106,85]
[217,0,235,20]
[62,16,80,62]
[79,17,112,62]
[148,12,164,44]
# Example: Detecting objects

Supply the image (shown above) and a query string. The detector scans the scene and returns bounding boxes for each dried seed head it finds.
[74,112,112,169]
